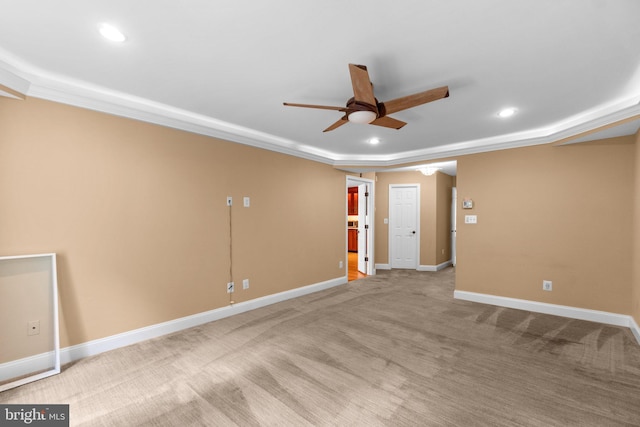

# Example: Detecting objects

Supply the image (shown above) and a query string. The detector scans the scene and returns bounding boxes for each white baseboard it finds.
[454,290,640,345]
[418,260,453,272]
[376,261,452,272]
[1,276,347,381]
[0,352,58,385]
[631,317,640,345]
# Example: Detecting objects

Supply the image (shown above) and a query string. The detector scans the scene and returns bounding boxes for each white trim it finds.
[454,290,640,345]
[631,317,640,345]
[0,253,60,392]
[0,352,59,387]
[346,176,376,276]
[28,80,336,166]
[0,252,56,261]
[0,275,347,381]
[0,66,30,99]
[2,54,639,168]
[418,260,453,272]
[376,262,453,272]
[332,99,640,168]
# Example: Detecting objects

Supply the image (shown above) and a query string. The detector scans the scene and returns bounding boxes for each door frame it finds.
[356,183,367,274]
[346,176,375,276]
[451,186,457,267]
[388,184,420,270]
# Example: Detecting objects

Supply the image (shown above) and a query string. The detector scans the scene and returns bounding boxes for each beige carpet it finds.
[2,268,640,426]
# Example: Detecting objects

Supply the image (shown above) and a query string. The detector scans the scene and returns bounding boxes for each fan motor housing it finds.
[346,97,378,115]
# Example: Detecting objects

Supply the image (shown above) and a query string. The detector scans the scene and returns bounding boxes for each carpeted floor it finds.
[2,268,640,426]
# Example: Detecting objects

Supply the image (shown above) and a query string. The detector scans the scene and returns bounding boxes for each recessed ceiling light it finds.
[497,107,517,118]
[368,137,380,145]
[98,23,126,42]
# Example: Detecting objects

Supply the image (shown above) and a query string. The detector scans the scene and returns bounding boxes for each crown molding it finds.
[27,77,338,166]
[2,56,639,169]
[333,96,640,168]
[0,67,30,99]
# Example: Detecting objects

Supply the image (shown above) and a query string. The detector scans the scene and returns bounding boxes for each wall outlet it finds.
[339,260,343,269]
[227,282,235,293]
[226,196,233,206]
[243,197,250,207]
[27,320,40,336]
[242,279,249,290]
[543,280,552,291]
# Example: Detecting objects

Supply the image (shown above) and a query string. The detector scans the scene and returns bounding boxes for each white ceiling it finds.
[1,1,639,170]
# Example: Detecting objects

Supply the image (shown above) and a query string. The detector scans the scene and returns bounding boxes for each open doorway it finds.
[346,176,375,281]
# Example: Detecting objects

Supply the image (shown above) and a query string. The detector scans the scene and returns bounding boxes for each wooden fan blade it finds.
[380,86,449,115]
[283,102,348,112]
[370,115,407,130]
[348,64,377,107]
[323,116,349,132]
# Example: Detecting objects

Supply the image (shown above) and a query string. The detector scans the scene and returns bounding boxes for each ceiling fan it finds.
[283,64,449,132]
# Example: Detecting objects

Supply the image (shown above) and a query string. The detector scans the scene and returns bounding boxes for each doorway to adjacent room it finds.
[346,176,374,281]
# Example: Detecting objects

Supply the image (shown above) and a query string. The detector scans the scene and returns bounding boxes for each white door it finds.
[357,183,367,273]
[451,187,457,267]
[389,185,419,269]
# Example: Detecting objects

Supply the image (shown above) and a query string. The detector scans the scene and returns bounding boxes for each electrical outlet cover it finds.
[27,320,40,336]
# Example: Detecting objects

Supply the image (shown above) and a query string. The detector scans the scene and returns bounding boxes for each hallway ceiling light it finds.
[418,167,441,176]
[368,137,380,145]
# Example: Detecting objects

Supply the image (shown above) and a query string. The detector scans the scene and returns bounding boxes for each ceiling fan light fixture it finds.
[348,110,377,124]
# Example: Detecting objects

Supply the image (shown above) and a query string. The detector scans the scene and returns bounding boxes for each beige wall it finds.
[455,137,635,314]
[374,171,453,267]
[633,130,640,325]
[0,97,347,348]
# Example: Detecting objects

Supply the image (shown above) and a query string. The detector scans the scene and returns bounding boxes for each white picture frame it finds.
[0,253,60,392]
